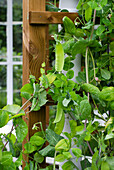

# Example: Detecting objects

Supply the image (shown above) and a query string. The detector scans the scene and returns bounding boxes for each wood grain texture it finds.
[22,0,46,169]
[29,11,78,24]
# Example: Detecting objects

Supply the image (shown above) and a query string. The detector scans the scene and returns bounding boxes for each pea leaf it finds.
[66,70,74,79]
[30,136,45,146]
[96,25,105,35]
[55,154,66,162]
[0,151,13,166]
[24,142,37,154]
[15,152,22,167]
[72,148,82,159]
[80,100,91,120]
[46,129,63,146]
[3,104,25,116]
[39,145,55,157]
[99,87,114,101]
[34,152,44,163]
[55,139,70,152]
[62,161,77,170]
[0,110,9,128]
[62,98,71,107]
[69,120,77,137]
[85,6,92,21]
[13,118,28,143]
[101,69,111,80]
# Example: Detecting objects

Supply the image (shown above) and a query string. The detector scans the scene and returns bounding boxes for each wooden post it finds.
[22,0,46,168]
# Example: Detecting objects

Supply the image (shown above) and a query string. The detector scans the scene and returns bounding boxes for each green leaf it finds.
[63,152,72,159]
[40,74,49,88]
[66,70,74,79]
[46,129,63,146]
[24,163,29,170]
[81,158,91,170]
[55,139,70,152]
[101,69,111,80]
[24,142,37,154]
[87,1,97,9]
[72,40,89,56]
[55,154,66,162]
[30,135,45,146]
[20,83,33,99]
[53,102,63,123]
[38,90,48,107]
[85,6,92,21]
[42,62,45,67]
[69,91,77,101]
[15,152,22,167]
[30,98,40,111]
[39,145,55,157]
[105,133,114,140]
[5,136,16,156]
[62,161,77,170]
[62,98,71,107]
[101,161,110,170]
[96,25,105,36]
[80,100,91,120]
[81,83,100,96]
[72,148,82,159]
[20,83,33,94]
[0,151,13,166]
[69,120,77,137]
[54,111,65,135]
[106,157,114,170]
[3,104,25,115]
[110,41,114,54]
[13,118,28,143]
[76,72,86,83]
[105,117,114,133]
[100,0,107,7]
[0,110,9,128]
[34,152,44,163]
[30,160,34,170]
[99,87,114,101]
[3,162,16,170]
[92,150,98,170]
[46,73,56,84]
[62,38,75,54]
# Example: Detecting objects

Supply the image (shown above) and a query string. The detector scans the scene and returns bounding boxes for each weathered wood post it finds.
[22,0,46,168]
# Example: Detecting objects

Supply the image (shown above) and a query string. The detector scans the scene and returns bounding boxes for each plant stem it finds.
[53,151,57,170]
[54,0,56,7]
[85,47,89,84]
[90,9,96,40]
[87,141,94,155]
[89,48,96,78]
[16,96,33,115]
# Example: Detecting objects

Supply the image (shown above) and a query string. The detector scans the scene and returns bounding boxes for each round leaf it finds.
[0,110,9,128]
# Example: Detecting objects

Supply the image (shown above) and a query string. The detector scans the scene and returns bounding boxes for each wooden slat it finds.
[29,11,78,24]
[22,0,46,169]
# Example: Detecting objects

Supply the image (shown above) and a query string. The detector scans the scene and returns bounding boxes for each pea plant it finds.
[0,0,114,169]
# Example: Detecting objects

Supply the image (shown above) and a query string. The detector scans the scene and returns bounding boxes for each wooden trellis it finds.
[22,0,78,168]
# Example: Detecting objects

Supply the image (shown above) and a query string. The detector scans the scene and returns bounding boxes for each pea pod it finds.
[54,111,65,135]
[53,102,63,123]
[63,16,76,35]
[55,42,64,72]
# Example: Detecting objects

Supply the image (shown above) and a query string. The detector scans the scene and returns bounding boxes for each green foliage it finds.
[0,0,113,169]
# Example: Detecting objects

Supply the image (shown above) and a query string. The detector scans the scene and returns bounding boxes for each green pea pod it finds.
[55,42,64,72]
[63,16,76,35]
[54,111,65,135]
[53,102,63,123]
